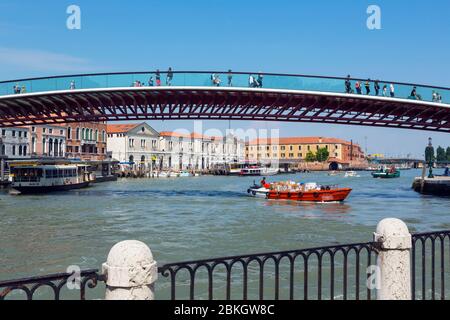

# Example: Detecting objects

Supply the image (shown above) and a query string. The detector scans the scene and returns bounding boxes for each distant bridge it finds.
[0,71,449,132]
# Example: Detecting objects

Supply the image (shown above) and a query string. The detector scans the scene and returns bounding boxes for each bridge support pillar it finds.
[374,218,412,300]
[102,240,158,300]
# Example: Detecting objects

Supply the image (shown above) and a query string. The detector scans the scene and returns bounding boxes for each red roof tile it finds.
[246,137,360,147]
[106,123,142,134]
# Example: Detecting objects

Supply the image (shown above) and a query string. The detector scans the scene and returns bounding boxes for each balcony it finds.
[81,139,97,145]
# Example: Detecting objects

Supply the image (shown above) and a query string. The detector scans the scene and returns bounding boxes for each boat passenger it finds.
[260,177,267,187]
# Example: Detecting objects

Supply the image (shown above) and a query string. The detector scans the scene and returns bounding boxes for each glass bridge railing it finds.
[0,72,448,105]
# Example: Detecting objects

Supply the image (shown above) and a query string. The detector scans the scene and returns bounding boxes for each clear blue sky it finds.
[1,0,449,157]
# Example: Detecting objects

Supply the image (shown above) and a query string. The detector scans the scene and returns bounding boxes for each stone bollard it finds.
[102,240,158,300]
[373,218,412,300]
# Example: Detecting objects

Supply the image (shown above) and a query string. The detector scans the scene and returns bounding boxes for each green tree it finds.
[446,147,450,161]
[305,151,316,162]
[316,147,330,162]
[436,146,446,162]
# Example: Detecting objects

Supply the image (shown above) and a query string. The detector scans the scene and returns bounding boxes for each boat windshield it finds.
[12,168,43,182]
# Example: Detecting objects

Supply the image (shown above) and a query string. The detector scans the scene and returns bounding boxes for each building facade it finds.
[28,125,66,158]
[0,127,29,159]
[60,122,108,161]
[107,123,162,169]
[245,137,366,169]
[107,122,245,171]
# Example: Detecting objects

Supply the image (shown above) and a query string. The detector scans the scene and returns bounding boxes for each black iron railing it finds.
[157,242,378,300]
[1,230,450,300]
[0,269,104,300]
[411,230,450,300]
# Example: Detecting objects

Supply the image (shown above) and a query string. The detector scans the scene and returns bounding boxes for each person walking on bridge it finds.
[355,81,362,94]
[382,85,387,96]
[365,79,371,95]
[227,70,233,87]
[390,84,395,97]
[166,67,173,86]
[155,70,161,86]
[374,80,380,96]
[256,73,264,88]
[345,75,352,94]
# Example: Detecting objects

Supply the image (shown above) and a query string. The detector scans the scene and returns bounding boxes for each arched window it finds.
[23,145,27,156]
[59,140,63,157]
[89,129,93,141]
[76,128,80,140]
[1,145,5,155]
[32,137,36,153]
[54,139,58,157]
[95,130,98,141]
[67,127,72,139]
[102,130,106,142]
[42,139,46,153]
[129,155,134,164]
[82,128,85,140]
[48,138,53,155]
[19,145,23,156]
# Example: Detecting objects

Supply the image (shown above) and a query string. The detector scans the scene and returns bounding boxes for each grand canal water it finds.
[1,169,449,299]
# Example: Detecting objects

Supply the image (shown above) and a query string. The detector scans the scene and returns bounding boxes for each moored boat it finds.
[240,166,278,176]
[9,161,93,194]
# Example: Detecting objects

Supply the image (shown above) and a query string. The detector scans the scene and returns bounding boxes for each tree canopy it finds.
[305,151,316,162]
[316,147,330,162]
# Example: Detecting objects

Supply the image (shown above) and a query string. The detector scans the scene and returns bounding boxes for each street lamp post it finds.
[425,137,435,178]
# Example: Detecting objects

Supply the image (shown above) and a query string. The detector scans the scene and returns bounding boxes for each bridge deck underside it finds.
[0,89,449,132]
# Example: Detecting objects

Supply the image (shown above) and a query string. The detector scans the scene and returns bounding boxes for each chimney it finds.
[350,140,353,161]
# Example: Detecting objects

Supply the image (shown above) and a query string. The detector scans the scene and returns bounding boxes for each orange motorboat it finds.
[267,187,352,202]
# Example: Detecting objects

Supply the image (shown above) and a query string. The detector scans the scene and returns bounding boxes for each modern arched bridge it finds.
[0,71,449,132]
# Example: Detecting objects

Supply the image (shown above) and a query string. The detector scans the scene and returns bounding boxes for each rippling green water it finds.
[0,169,449,299]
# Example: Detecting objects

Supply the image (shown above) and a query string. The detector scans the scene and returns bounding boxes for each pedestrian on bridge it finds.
[390,84,395,97]
[374,80,380,96]
[382,85,387,96]
[345,75,352,94]
[166,67,173,86]
[257,73,264,88]
[227,70,233,87]
[155,70,161,86]
[365,79,371,95]
[355,81,362,94]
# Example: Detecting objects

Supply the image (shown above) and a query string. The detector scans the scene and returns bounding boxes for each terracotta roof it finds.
[106,123,142,134]
[246,137,360,147]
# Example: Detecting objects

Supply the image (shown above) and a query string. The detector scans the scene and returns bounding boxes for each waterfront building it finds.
[27,125,66,158]
[0,127,29,159]
[159,131,205,170]
[245,136,366,170]
[58,122,108,161]
[159,132,245,170]
[106,123,162,170]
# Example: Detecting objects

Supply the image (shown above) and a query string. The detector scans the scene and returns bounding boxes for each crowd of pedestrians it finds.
[13,84,26,94]
[345,75,444,102]
[9,72,445,105]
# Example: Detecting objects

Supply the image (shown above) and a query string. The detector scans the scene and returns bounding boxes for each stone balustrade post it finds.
[102,240,158,300]
[374,218,412,300]
[0,158,4,181]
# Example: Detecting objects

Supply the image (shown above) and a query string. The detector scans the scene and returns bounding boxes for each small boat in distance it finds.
[344,171,361,178]
[240,166,278,176]
[9,161,93,194]
[372,166,400,179]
